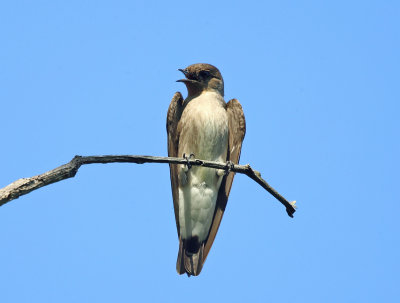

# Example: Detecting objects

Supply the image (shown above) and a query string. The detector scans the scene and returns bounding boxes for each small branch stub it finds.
[0,155,296,217]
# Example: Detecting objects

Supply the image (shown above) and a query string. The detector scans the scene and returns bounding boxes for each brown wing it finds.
[203,98,246,261]
[166,92,184,235]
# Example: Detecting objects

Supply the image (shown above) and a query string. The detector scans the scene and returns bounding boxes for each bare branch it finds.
[0,155,296,217]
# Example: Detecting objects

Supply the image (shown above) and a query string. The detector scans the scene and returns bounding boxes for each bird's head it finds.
[177,63,224,97]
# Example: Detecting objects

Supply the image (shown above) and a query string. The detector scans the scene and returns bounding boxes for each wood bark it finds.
[0,155,296,217]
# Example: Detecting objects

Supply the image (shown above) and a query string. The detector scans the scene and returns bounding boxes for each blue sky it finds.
[0,1,399,302]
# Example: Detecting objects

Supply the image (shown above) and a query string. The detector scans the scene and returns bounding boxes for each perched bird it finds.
[167,63,246,276]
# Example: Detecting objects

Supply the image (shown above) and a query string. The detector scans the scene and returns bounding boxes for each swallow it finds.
[167,63,246,276]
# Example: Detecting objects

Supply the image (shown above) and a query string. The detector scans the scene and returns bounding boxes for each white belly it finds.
[178,92,229,241]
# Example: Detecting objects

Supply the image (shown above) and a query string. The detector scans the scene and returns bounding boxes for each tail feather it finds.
[176,236,186,275]
[176,237,205,276]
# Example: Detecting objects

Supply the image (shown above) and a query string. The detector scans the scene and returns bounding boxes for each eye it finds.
[199,70,211,78]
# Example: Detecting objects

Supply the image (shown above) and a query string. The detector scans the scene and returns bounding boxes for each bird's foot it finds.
[183,153,195,170]
[224,160,235,176]
[217,161,234,176]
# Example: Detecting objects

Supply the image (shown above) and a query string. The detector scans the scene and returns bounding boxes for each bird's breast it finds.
[178,92,228,160]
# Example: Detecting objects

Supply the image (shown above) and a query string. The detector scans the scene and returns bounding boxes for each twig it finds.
[0,155,296,217]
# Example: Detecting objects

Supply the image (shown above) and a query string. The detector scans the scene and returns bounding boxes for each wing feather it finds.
[166,92,184,235]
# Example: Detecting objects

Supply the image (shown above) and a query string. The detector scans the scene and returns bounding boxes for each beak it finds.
[177,68,189,83]
[178,68,188,76]
[176,68,198,83]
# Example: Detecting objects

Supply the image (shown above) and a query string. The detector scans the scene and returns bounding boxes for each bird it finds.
[166,63,246,276]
